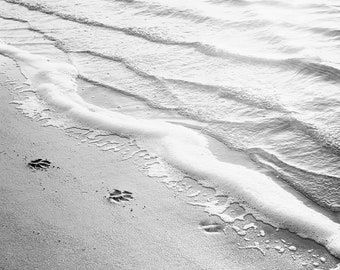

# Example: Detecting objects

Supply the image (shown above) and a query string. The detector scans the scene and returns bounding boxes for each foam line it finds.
[1,42,339,258]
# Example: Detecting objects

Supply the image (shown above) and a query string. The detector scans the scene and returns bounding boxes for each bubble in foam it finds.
[259,230,265,237]
[243,223,257,230]
[238,242,266,256]
[288,246,297,251]
[189,200,246,223]
[187,190,201,197]
[122,149,146,161]
[145,161,169,178]
[231,225,247,236]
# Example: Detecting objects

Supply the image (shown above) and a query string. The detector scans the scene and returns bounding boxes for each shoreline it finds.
[1,55,339,270]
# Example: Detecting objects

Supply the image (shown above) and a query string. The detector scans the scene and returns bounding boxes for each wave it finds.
[0,14,28,23]
[247,147,340,212]
[206,114,340,184]
[204,120,340,211]
[166,77,286,111]
[287,116,340,156]
[71,50,164,84]
[5,0,340,85]
[253,115,340,159]
[78,74,179,112]
[287,59,340,83]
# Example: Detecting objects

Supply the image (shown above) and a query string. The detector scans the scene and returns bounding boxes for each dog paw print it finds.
[107,189,133,203]
[199,220,224,233]
[28,159,51,170]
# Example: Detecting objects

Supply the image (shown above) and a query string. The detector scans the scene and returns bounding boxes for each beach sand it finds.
[1,55,338,270]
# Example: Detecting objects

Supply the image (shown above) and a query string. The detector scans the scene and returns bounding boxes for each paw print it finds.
[107,189,133,203]
[28,159,51,170]
[199,220,224,233]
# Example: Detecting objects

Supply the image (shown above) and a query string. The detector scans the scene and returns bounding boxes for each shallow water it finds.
[1,0,340,258]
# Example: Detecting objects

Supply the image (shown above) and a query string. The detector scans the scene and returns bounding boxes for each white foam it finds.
[1,42,340,258]
[330,264,340,270]
[288,246,297,251]
[238,242,266,256]
[243,223,257,230]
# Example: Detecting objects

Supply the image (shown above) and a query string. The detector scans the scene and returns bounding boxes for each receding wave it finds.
[165,77,286,111]
[248,147,340,212]
[0,14,28,23]
[71,50,163,83]
[78,74,179,111]
[250,115,340,159]
[286,59,340,83]
[287,116,340,156]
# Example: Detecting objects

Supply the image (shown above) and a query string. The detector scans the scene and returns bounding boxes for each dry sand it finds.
[1,55,338,270]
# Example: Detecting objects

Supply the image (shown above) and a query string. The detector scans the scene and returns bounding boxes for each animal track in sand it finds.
[107,189,134,203]
[199,220,224,233]
[28,159,51,170]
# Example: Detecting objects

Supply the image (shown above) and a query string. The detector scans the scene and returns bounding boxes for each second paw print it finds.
[107,189,134,203]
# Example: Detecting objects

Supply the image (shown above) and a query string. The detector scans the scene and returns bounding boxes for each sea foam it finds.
[1,42,340,258]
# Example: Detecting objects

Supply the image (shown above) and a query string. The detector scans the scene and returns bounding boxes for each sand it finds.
[1,55,339,270]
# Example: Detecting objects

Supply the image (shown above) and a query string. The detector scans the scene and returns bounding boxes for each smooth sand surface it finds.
[1,55,338,270]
